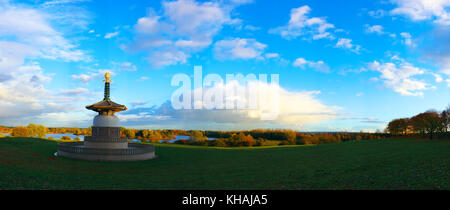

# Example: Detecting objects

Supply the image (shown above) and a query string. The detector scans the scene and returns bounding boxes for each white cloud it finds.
[0,6,55,36]
[335,38,361,53]
[400,32,415,47]
[174,39,211,48]
[135,15,162,34]
[138,76,150,81]
[40,0,91,30]
[0,2,89,62]
[163,0,233,37]
[269,5,335,40]
[432,73,444,83]
[0,59,83,122]
[214,38,267,60]
[390,0,450,25]
[442,68,450,76]
[0,1,91,124]
[104,31,119,39]
[147,50,189,67]
[365,24,398,38]
[264,53,280,59]
[130,0,243,67]
[364,24,399,39]
[41,0,91,6]
[228,0,254,5]
[57,88,94,96]
[293,57,330,73]
[368,9,386,18]
[120,81,340,130]
[130,101,148,107]
[365,24,384,34]
[117,62,137,71]
[368,60,430,96]
[244,25,261,31]
[293,58,308,66]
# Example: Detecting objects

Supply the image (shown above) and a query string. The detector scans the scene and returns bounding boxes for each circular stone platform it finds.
[57,142,157,162]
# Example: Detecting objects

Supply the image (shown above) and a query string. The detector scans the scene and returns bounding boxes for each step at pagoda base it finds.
[57,142,156,162]
[84,136,129,149]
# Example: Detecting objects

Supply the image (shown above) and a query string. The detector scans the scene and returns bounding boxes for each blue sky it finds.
[0,0,449,131]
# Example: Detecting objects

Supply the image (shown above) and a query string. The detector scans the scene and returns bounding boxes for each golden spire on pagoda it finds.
[103,72,112,83]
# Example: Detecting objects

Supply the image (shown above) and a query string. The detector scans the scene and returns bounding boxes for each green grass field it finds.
[0,137,448,190]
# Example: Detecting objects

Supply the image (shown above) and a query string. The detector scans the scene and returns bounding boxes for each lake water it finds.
[1,133,84,140]
[46,133,85,140]
[1,133,216,143]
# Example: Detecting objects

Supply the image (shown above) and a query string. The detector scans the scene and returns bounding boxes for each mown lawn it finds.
[0,137,448,190]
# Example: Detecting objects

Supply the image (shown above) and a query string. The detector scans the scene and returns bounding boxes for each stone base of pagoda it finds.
[56,142,157,162]
[57,125,156,161]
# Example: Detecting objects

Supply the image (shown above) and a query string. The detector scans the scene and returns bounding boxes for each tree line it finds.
[387,106,449,139]
[173,129,390,147]
[8,124,82,141]
[120,127,181,142]
[11,124,48,138]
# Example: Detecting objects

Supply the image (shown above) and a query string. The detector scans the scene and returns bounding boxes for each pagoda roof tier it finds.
[86,99,127,113]
[85,72,127,113]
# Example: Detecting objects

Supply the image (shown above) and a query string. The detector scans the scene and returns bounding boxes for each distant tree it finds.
[27,124,37,137]
[189,130,206,142]
[387,118,409,135]
[242,134,255,146]
[27,124,47,138]
[12,127,29,137]
[299,134,312,145]
[410,111,442,140]
[121,128,135,139]
[210,139,227,147]
[60,136,72,140]
[336,134,342,142]
[148,131,162,142]
[255,138,265,146]
[142,130,150,139]
[73,127,82,135]
[441,105,449,132]
[283,130,297,145]
[228,133,241,146]
[74,137,81,141]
